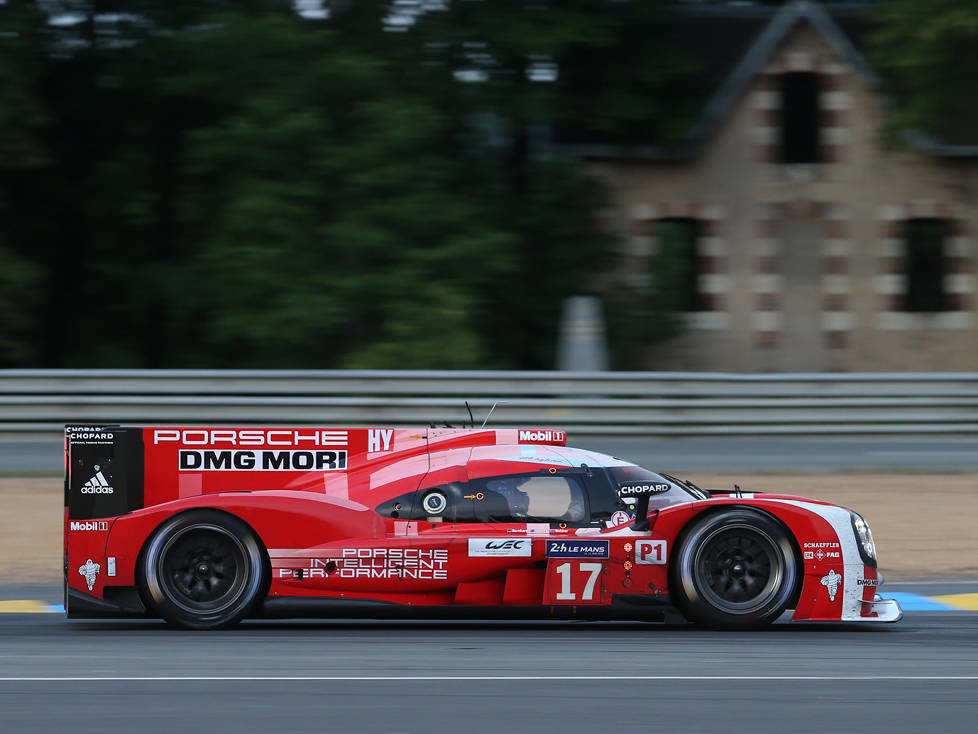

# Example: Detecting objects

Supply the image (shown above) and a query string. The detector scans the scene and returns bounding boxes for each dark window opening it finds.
[469,474,588,524]
[381,474,593,525]
[904,218,949,312]
[655,218,704,312]
[780,72,821,164]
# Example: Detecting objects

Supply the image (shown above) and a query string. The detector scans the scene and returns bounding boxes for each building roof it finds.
[563,1,978,161]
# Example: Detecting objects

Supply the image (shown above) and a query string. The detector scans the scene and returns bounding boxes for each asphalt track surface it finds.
[1,584,976,734]
[3,438,976,732]
[5,437,978,473]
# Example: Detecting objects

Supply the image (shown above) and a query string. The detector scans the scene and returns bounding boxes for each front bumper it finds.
[861,594,903,623]
[792,566,904,623]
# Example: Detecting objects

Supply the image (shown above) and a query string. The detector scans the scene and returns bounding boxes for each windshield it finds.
[606,465,705,512]
[659,472,710,500]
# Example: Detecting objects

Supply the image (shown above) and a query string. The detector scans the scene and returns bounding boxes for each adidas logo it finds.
[81,466,114,495]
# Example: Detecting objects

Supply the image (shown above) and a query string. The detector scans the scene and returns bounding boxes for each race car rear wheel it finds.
[139,510,267,630]
[671,509,798,629]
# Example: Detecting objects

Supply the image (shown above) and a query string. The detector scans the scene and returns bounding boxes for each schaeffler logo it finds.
[78,558,100,591]
[821,569,842,601]
[81,466,113,494]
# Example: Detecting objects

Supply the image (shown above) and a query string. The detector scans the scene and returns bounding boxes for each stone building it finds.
[575,1,978,371]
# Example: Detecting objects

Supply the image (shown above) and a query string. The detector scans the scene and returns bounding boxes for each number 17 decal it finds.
[548,562,604,604]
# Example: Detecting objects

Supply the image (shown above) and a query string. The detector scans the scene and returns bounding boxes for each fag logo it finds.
[78,558,100,591]
[821,569,842,601]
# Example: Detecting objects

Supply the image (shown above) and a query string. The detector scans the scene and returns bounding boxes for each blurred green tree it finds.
[409,0,687,368]
[0,246,41,365]
[167,7,520,367]
[0,0,47,365]
[870,0,978,145]
[0,0,694,369]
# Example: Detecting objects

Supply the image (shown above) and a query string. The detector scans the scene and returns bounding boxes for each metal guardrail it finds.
[1,369,977,438]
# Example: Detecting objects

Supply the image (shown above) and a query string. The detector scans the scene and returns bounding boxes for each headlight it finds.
[850,512,877,567]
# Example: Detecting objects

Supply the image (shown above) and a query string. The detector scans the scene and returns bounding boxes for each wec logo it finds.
[468,538,532,557]
[485,540,527,551]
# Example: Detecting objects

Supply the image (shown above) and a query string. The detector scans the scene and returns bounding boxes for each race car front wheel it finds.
[139,510,267,630]
[671,509,799,629]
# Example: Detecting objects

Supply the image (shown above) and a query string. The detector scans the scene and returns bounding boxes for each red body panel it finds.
[64,425,885,623]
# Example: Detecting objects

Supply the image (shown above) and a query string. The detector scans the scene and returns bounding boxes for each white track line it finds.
[0,675,976,682]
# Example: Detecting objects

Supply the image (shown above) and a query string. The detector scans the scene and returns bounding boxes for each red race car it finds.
[64,424,902,629]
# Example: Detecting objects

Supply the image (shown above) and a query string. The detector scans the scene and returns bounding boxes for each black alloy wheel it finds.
[139,510,267,629]
[671,509,799,629]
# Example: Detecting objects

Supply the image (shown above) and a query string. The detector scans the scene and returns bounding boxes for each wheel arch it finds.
[667,504,805,614]
[134,506,272,618]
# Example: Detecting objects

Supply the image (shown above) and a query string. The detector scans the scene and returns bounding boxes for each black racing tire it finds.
[671,509,799,629]
[139,510,267,630]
